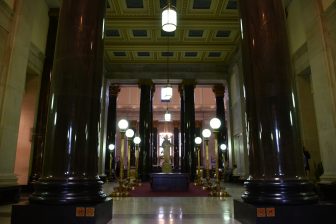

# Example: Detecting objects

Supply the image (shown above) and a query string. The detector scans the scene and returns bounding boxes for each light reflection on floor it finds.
[0,183,244,224]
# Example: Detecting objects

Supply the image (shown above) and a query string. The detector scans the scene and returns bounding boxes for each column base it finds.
[242,179,319,205]
[30,179,107,204]
[99,175,107,183]
[11,198,112,224]
[234,199,336,224]
[317,181,336,202]
[0,185,20,204]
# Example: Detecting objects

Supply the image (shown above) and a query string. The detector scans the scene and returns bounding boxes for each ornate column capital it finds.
[49,8,60,17]
[153,121,159,128]
[178,84,184,95]
[173,121,180,128]
[212,84,225,97]
[109,85,120,97]
[138,79,154,87]
[195,120,202,128]
[181,79,196,88]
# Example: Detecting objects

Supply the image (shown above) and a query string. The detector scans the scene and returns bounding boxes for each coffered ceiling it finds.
[104,0,240,68]
[45,0,241,82]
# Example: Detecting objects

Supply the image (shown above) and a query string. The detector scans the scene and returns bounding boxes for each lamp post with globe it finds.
[194,136,202,186]
[125,128,135,183]
[210,117,229,197]
[202,128,211,189]
[133,136,141,186]
[108,143,115,181]
[220,143,227,182]
[210,118,221,184]
[111,119,129,197]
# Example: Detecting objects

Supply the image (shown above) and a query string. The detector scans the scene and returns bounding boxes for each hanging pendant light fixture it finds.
[161,85,173,101]
[164,108,171,122]
[161,29,173,102]
[162,0,177,32]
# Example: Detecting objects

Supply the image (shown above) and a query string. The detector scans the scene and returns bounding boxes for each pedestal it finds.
[0,186,20,204]
[150,173,189,192]
[234,199,336,224]
[11,198,112,224]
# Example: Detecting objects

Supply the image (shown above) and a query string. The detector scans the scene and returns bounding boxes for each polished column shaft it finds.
[179,85,185,172]
[214,132,219,183]
[105,85,120,178]
[205,139,210,180]
[213,85,227,167]
[181,81,196,181]
[239,0,318,204]
[29,9,59,183]
[152,127,158,165]
[127,139,132,179]
[173,127,179,170]
[139,80,154,181]
[30,0,106,204]
[135,145,140,180]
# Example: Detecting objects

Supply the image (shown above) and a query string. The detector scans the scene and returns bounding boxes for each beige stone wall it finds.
[321,0,335,11]
[287,0,307,54]
[296,0,336,181]
[228,50,249,178]
[0,0,48,187]
[14,73,40,185]
[31,0,48,55]
[287,2,322,180]
[2,0,14,10]
[13,0,49,185]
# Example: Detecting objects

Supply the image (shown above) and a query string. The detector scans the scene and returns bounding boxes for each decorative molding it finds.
[104,0,240,64]
[292,43,310,77]
[27,43,45,75]
[0,0,13,32]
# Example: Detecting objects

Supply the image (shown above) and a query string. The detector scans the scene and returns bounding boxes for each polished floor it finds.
[0,182,244,224]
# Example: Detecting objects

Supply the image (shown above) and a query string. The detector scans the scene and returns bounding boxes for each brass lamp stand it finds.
[111,119,129,197]
[108,143,115,181]
[194,137,202,186]
[125,128,135,190]
[209,118,229,197]
[201,129,212,190]
[133,136,141,186]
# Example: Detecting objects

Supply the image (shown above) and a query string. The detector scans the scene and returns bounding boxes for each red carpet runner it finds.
[129,182,209,197]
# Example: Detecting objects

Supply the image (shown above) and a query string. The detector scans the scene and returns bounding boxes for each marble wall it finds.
[13,0,49,185]
[286,0,336,181]
[0,0,49,186]
[227,50,249,178]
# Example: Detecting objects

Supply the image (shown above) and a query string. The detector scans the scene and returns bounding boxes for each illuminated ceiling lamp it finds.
[162,0,177,32]
[161,85,173,101]
[164,109,171,122]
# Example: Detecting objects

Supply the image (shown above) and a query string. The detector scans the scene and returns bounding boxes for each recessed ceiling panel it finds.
[105,0,240,65]
[126,0,143,8]
[193,0,212,9]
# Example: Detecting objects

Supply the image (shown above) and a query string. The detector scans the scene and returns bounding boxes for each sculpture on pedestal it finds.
[161,135,173,173]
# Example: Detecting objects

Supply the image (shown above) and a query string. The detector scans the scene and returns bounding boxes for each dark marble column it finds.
[29,9,59,184]
[138,80,154,181]
[181,80,196,181]
[173,121,179,171]
[30,0,107,204]
[239,0,318,204]
[178,85,185,172]
[213,84,227,168]
[152,127,158,166]
[105,85,120,179]
[130,121,137,167]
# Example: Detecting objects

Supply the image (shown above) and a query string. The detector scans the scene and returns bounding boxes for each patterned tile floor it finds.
[0,182,244,224]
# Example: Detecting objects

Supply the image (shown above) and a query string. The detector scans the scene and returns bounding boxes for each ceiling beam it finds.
[104,18,240,28]
[104,44,236,51]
